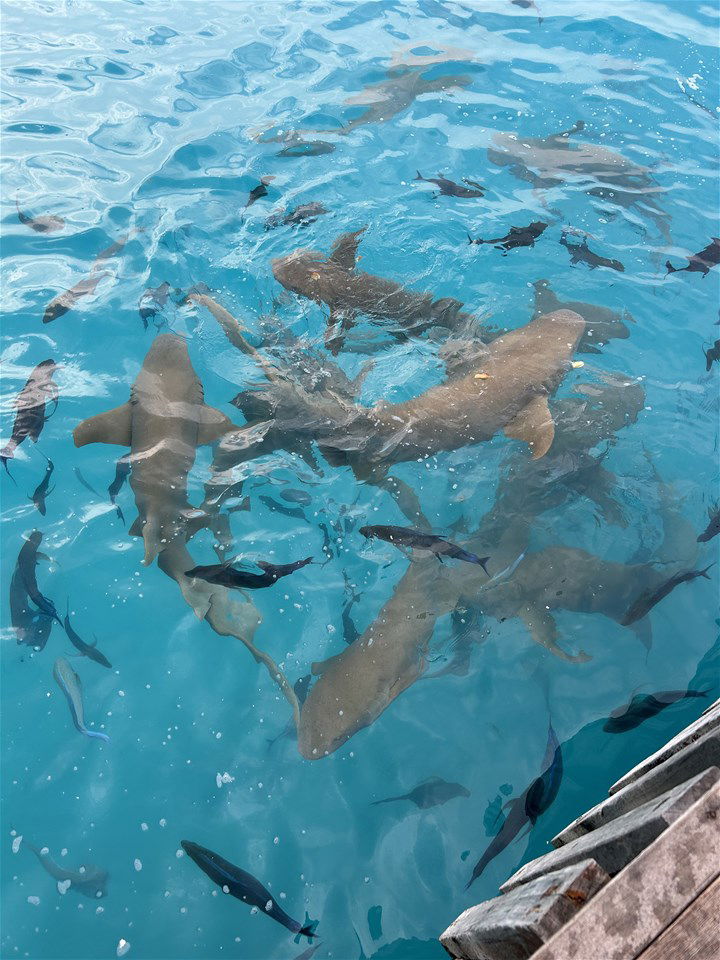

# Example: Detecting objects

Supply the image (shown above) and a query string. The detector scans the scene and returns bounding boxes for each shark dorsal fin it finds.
[504,394,555,459]
[329,226,367,269]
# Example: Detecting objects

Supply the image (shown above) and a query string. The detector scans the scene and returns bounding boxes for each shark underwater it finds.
[272,226,478,352]
[73,334,264,569]
[532,279,631,354]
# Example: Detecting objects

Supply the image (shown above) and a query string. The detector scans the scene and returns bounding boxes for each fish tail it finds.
[415,170,424,181]
[453,549,491,575]
[297,913,318,942]
[665,259,678,274]
[83,729,110,743]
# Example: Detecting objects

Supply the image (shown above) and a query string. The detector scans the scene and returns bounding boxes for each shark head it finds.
[272,249,325,298]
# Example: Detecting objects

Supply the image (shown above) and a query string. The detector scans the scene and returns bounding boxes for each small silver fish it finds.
[53,657,109,742]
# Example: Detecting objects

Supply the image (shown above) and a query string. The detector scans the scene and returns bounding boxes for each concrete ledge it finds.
[500,767,718,893]
[553,729,720,845]
[440,860,609,960]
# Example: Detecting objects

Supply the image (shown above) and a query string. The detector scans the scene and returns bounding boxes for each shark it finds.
[73,334,264,568]
[532,279,631,353]
[271,226,478,352]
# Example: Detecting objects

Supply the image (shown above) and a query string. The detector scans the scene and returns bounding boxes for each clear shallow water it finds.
[1,1,719,958]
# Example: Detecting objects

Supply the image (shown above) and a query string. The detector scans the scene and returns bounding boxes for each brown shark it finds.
[272,226,477,352]
[73,334,261,568]
[532,279,631,353]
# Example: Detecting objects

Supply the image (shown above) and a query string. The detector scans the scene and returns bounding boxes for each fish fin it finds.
[297,913,318,943]
[504,394,555,459]
[629,618,652,654]
[329,226,367,269]
[519,607,591,663]
[73,402,132,447]
[128,516,144,537]
[196,406,238,446]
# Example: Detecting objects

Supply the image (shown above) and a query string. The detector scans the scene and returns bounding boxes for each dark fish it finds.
[260,494,306,521]
[186,556,313,590]
[108,454,131,522]
[360,525,490,574]
[10,565,53,649]
[180,840,317,942]
[139,281,172,330]
[468,221,548,252]
[16,196,64,233]
[467,722,562,887]
[15,531,61,625]
[265,203,329,230]
[372,775,470,809]
[703,339,720,371]
[280,488,312,506]
[74,467,100,497]
[666,237,720,277]
[63,601,112,669]
[603,689,708,733]
[415,171,485,198]
[245,176,275,209]
[1,360,58,473]
[278,140,335,158]
[698,503,720,543]
[368,905,383,941]
[267,674,312,750]
[622,563,714,625]
[319,521,334,566]
[23,842,108,898]
[43,233,132,324]
[559,232,624,272]
[29,455,54,515]
[342,572,360,645]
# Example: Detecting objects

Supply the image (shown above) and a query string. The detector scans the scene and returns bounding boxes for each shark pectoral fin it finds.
[520,607,591,663]
[73,403,132,448]
[504,395,555,459]
[196,406,237,446]
[329,226,367,269]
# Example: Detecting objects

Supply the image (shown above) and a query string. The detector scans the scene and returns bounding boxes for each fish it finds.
[703,339,720,371]
[280,488,312,506]
[368,905,383,941]
[622,564,715,625]
[532,279,631,354]
[278,140,335,158]
[23,841,108,898]
[511,0,543,22]
[73,334,256,573]
[10,565,53,649]
[63,601,112,669]
[108,453,131,523]
[698,504,720,543]
[414,172,485,197]
[138,281,172,330]
[360,525,490,573]
[560,232,624,272]
[15,531,61,625]
[186,556,313,590]
[42,233,133,324]
[272,226,478,352]
[467,722,562,887]
[425,605,485,678]
[180,840,318,942]
[666,237,720,277]
[73,467,101,497]
[259,494,306,521]
[1,359,59,472]
[371,775,470,809]
[603,689,709,733]
[265,203,329,230]
[16,196,64,233]
[468,221,548,252]
[29,455,54,515]
[244,176,275,209]
[342,572,360,644]
[52,657,110,742]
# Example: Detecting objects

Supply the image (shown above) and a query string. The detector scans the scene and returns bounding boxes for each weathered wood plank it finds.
[610,698,720,795]
[553,731,720,845]
[636,874,720,960]
[439,860,609,960]
[530,781,720,960]
[501,767,718,893]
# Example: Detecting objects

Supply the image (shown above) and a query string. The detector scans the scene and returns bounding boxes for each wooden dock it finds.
[440,699,720,960]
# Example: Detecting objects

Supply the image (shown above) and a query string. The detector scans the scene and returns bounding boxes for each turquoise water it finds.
[1,1,719,958]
